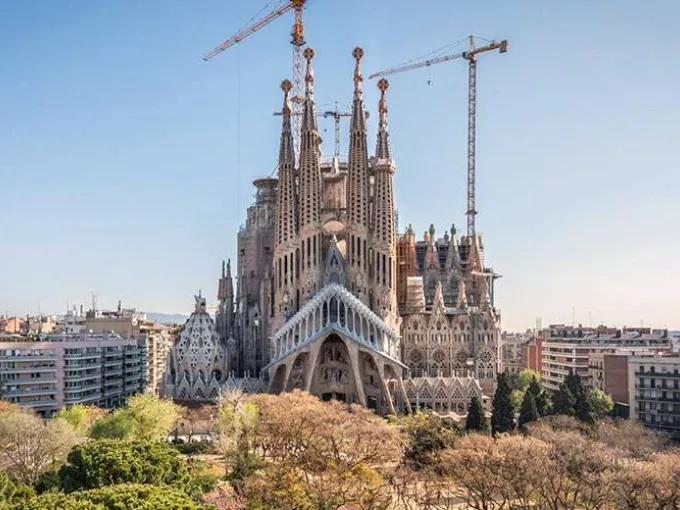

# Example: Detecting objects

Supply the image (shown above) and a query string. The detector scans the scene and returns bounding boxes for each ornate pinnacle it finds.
[304,47,315,96]
[378,77,389,123]
[353,47,364,100]
[281,79,292,114]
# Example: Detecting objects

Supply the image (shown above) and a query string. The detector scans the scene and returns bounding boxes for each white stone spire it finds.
[375,78,391,160]
[275,79,298,245]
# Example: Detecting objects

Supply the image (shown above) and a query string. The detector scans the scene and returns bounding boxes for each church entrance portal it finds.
[310,334,357,403]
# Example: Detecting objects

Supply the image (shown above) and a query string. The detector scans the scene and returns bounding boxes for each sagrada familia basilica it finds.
[164,46,501,416]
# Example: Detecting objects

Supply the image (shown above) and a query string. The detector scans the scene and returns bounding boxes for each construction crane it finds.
[322,103,352,159]
[273,102,356,160]
[368,36,508,238]
[203,0,308,159]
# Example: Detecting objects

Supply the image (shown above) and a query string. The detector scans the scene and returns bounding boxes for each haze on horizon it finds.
[1,0,678,332]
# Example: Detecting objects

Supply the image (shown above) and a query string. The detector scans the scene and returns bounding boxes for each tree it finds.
[214,390,260,481]
[441,433,507,509]
[510,389,524,412]
[201,481,245,510]
[575,388,595,424]
[91,394,180,442]
[465,395,488,433]
[518,369,541,390]
[518,390,538,428]
[0,470,34,507]
[595,418,669,459]
[565,371,585,400]
[54,405,108,437]
[13,492,98,510]
[491,372,515,435]
[552,382,576,416]
[248,391,401,509]
[91,409,136,440]
[0,408,83,485]
[15,484,203,510]
[611,450,680,509]
[528,377,550,416]
[125,394,181,442]
[588,389,613,420]
[401,411,458,470]
[58,440,193,494]
[529,426,616,509]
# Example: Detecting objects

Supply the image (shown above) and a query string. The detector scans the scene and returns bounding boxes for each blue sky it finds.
[1,0,678,331]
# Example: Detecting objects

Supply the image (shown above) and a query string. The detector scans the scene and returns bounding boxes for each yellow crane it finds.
[369,36,508,238]
[203,0,309,159]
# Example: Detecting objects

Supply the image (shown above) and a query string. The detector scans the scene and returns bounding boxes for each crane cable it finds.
[236,43,242,219]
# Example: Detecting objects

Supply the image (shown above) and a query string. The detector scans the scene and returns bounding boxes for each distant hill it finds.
[145,313,188,325]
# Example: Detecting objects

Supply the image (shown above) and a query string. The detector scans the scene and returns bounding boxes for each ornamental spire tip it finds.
[304,47,315,96]
[353,47,364,100]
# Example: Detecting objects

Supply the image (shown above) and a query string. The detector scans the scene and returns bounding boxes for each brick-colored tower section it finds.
[396,227,417,314]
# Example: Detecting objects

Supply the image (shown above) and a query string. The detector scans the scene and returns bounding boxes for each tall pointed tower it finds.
[273,79,299,330]
[216,259,234,342]
[370,78,398,327]
[346,47,371,305]
[296,48,324,310]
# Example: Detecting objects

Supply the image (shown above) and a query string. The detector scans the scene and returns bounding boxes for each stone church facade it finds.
[166,45,501,415]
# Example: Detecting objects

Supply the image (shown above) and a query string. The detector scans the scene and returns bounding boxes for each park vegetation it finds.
[0,369,675,509]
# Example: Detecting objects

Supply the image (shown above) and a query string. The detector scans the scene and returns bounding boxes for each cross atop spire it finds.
[375,78,391,160]
[353,47,364,100]
[304,47,315,98]
[281,79,292,115]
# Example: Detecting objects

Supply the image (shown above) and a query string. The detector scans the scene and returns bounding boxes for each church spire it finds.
[375,78,391,160]
[275,79,298,246]
[298,48,322,229]
[347,47,370,229]
[301,47,318,133]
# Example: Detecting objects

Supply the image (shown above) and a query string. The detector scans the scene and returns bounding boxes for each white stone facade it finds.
[164,295,228,401]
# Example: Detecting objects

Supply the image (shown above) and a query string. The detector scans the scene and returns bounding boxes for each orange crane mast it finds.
[203,0,308,160]
[369,36,508,238]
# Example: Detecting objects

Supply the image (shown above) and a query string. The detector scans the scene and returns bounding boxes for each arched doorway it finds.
[310,334,356,403]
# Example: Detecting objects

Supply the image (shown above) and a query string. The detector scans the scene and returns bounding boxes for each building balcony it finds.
[5,387,57,397]
[11,398,57,408]
[0,354,57,361]
[64,363,101,372]
[10,376,58,385]
[66,379,101,390]
[0,366,55,374]
[64,393,101,404]
[636,371,680,378]
[636,394,680,403]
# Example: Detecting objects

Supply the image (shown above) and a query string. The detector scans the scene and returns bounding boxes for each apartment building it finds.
[139,320,172,395]
[541,325,671,391]
[501,332,530,375]
[0,332,147,417]
[629,354,680,440]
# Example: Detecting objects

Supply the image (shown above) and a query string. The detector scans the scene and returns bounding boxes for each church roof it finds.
[267,283,405,369]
